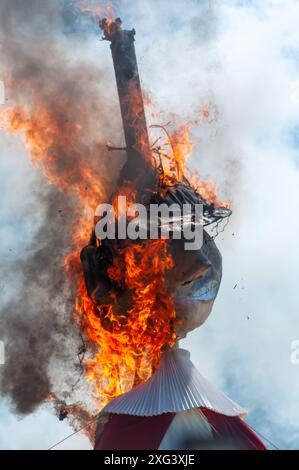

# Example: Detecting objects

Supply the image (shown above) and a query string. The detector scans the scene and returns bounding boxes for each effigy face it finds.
[150,183,223,339]
[81,181,223,342]
[170,232,222,339]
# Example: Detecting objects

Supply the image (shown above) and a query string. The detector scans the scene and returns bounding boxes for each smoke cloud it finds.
[1,0,298,451]
[0,0,125,418]
[0,0,231,421]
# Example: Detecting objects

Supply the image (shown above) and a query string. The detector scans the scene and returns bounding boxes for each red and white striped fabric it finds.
[95,349,266,450]
[95,408,266,450]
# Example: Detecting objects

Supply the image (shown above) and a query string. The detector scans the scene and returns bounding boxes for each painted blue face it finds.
[177,267,222,302]
[171,230,223,338]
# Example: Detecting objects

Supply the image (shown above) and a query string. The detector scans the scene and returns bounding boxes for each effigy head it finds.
[81,179,227,341]
[148,182,224,339]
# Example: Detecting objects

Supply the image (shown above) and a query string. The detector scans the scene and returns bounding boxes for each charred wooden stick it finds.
[106,143,127,152]
[100,18,152,180]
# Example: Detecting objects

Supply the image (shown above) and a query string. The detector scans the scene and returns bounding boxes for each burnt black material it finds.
[100,18,152,181]
[80,20,229,310]
[80,240,112,304]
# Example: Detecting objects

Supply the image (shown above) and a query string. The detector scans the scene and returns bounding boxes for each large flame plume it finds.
[0,1,229,434]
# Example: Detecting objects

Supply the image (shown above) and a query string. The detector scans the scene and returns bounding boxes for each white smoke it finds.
[1,0,299,449]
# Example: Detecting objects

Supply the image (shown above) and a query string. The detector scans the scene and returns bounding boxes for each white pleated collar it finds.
[103,348,247,418]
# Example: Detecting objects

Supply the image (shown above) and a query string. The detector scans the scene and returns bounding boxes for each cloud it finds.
[0,0,125,420]
[0,0,299,449]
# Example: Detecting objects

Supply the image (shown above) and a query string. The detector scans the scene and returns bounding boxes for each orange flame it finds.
[76,239,176,407]
[0,79,177,411]
[0,69,228,416]
[150,105,231,208]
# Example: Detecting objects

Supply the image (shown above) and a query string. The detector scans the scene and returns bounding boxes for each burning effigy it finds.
[77,18,266,450]
[0,2,266,450]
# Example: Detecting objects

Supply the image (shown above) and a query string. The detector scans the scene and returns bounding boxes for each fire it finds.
[0,87,110,253]
[111,181,137,220]
[0,82,177,412]
[0,52,228,418]
[151,109,230,208]
[188,171,231,209]
[76,239,176,407]
[150,122,192,187]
